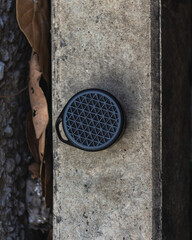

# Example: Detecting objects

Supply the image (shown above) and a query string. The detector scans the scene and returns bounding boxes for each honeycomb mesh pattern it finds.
[64,90,122,150]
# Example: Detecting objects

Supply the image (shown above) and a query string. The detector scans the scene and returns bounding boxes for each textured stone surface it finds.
[0,1,51,239]
[0,1,31,239]
[0,62,5,81]
[52,0,161,239]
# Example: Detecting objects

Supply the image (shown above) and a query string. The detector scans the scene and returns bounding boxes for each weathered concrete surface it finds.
[52,0,161,239]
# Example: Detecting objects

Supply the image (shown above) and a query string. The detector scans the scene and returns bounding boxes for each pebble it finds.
[0,167,4,178]
[6,175,14,186]
[26,177,51,229]
[0,149,5,165]
[15,154,21,165]
[6,0,13,13]
[6,236,13,240]
[2,119,7,127]
[0,62,5,80]
[18,202,25,216]
[19,179,26,189]
[4,125,13,137]
[7,31,14,43]
[5,209,12,219]
[10,102,18,110]
[0,17,4,28]
[13,70,20,85]
[0,1,50,238]
[6,225,15,233]
[8,117,13,124]
[0,49,9,62]
[1,139,7,146]
[8,139,14,149]
[15,166,22,177]
[6,158,15,173]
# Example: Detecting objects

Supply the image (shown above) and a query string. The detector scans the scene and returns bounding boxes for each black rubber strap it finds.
[55,114,72,146]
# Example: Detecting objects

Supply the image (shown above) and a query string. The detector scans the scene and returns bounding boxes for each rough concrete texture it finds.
[52,0,161,239]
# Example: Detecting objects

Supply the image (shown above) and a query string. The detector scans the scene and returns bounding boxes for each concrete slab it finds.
[52,0,161,239]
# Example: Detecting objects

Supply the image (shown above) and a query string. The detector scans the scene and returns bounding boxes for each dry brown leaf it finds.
[38,130,46,195]
[29,52,49,139]
[26,110,40,163]
[17,0,52,212]
[39,124,53,208]
[16,0,50,82]
[28,162,40,178]
[39,130,46,162]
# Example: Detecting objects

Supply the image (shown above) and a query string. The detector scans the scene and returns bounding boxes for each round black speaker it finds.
[55,89,125,151]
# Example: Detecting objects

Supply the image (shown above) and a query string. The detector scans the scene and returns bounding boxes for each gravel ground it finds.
[0,1,51,239]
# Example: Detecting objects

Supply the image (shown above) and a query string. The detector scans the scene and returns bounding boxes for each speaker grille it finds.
[63,90,123,151]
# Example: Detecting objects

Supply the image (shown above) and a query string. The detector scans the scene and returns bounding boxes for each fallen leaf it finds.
[29,52,49,139]
[16,0,50,82]
[39,130,46,162]
[26,110,40,163]
[16,0,52,213]
[39,130,46,193]
[28,162,40,178]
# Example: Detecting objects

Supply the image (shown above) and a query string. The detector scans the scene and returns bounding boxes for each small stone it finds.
[0,149,5,165]
[0,17,4,28]
[4,125,13,137]
[0,62,5,80]
[8,116,13,124]
[0,167,4,178]
[1,198,6,208]
[15,153,21,165]
[0,49,9,62]
[6,158,15,173]
[10,101,18,110]
[7,225,15,233]
[8,31,14,43]
[1,139,7,146]
[15,166,22,177]
[6,236,13,240]
[8,139,14,149]
[5,209,12,219]
[2,13,8,23]
[13,71,20,84]
[6,175,14,186]
[1,101,5,112]
[20,166,27,177]
[20,229,25,240]
[7,0,13,12]
[23,154,31,164]
[2,118,7,127]
[18,202,25,216]
[19,178,26,189]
